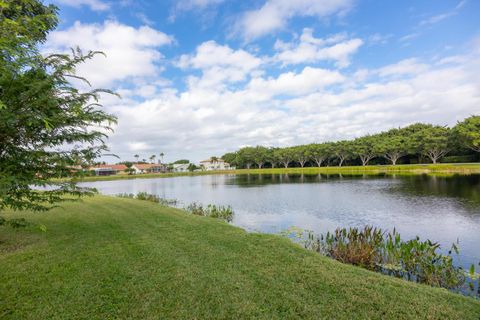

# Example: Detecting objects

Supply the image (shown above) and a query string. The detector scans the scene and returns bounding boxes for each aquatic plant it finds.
[282,226,478,297]
[116,192,178,206]
[116,193,234,222]
[185,203,234,222]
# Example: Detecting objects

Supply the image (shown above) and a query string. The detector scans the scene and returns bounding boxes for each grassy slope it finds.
[1,197,479,319]
[68,163,480,182]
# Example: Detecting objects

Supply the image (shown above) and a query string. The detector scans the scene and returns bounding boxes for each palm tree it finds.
[159,152,164,164]
[211,156,219,169]
[134,154,139,163]
[149,155,156,163]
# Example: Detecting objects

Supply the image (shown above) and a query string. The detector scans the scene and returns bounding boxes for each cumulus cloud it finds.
[178,41,263,89]
[53,0,110,11]
[104,49,480,162]
[44,21,174,87]
[234,0,354,40]
[274,28,363,67]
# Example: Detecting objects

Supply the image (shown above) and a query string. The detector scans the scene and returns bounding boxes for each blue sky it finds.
[45,0,480,163]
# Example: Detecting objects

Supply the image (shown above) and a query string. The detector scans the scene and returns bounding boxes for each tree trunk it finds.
[283,161,289,168]
[338,157,344,167]
[246,163,252,169]
[299,160,306,168]
[258,163,263,169]
[315,158,323,167]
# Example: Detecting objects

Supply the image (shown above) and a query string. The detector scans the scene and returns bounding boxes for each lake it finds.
[80,173,480,268]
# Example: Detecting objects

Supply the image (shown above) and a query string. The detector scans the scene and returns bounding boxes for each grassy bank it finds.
[66,163,480,182]
[1,196,479,319]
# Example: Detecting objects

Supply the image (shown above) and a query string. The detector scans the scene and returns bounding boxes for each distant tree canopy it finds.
[0,0,116,211]
[223,118,479,169]
[173,159,190,164]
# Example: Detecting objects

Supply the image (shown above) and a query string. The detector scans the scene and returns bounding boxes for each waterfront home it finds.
[89,164,128,176]
[172,163,190,172]
[132,163,167,174]
[199,158,232,171]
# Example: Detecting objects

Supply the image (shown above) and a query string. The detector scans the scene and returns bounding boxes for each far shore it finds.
[58,163,480,183]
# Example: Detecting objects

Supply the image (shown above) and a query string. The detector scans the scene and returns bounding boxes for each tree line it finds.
[222,116,480,169]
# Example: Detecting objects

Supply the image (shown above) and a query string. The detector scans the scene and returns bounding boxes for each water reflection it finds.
[80,173,480,268]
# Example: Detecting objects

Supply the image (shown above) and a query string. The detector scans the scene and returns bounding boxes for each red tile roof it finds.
[133,163,164,170]
[90,164,128,171]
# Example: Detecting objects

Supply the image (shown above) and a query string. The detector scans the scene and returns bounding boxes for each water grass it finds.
[282,226,479,298]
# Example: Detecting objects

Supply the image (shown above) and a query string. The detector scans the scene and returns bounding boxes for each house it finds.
[132,163,167,174]
[199,158,233,171]
[89,164,128,176]
[173,163,190,172]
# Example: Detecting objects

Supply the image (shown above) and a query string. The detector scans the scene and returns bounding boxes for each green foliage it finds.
[187,163,198,172]
[185,202,234,222]
[284,226,476,296]
[226,116,479,169]
[0,0,117,211]
[116,192,178,207]
[454,115,480,152]
[173,159,189,164]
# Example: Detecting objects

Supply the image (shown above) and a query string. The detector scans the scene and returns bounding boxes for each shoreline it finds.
[60,163,480,182]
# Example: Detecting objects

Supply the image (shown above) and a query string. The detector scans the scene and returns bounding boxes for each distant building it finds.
[89,164,127,176]
[172,163,190,172]
[199,158,233,171]
[132,163,167,174]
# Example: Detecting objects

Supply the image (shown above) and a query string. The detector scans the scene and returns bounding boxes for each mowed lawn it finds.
[0,197,479,319]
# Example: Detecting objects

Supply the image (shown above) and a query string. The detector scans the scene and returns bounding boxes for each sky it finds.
[44,0,480,163]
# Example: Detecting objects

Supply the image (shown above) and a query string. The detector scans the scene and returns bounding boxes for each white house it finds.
[173,163,190,172]
[199,158,233,171]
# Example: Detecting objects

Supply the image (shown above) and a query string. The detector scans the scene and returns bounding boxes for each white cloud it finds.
[247,67,345,97]
[104,50,480,162]
[376,58,429,77]
[419,0,466,26]
[45,21,174,87]
[53,0,110,11]
[274,28,363,67]
[178,41,263,89]
[234,0,354,40]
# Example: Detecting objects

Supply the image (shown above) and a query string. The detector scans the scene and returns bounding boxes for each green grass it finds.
[1,196,479,319]
[64,163,480,182]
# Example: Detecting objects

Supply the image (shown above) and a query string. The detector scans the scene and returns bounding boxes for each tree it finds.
[149,155,156,163]
[221,152,237,167]
[252,146,268,169]
[134,154,139,162]
[159,152,164,163]
[173,159,190,164]
[414,125,451,163]
[276,148,293,168]
[236,147,255,169]
[293,145,310,168]
[310,143,330,167]
[187,163,198,172]
[267,148,280,168]
[333,141,352,167]
[376,129,407,165]
[0,1,117,211]
[352,135,378,166]
[453,115,480,153]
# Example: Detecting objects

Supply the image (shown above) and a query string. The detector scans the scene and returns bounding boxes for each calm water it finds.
[80,174,480,268]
